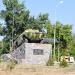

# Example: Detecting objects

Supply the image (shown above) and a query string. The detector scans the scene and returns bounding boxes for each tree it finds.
[0,0,30,53]
[0,0,50,54]
[55,21,72,56]
[69,34,75,58]
[0,0,73,58]
[44,21,54,38]
[0,24,3,36]
[38,13,49,29]
[0,0,30,39]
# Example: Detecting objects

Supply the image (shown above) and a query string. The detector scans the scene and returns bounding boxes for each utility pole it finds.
[53,0,64,63]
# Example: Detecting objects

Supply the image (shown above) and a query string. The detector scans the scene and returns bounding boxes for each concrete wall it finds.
[12,43,52,65]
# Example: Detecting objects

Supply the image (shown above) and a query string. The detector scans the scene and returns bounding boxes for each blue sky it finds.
[0,0,75,40]
[25,0,75,33]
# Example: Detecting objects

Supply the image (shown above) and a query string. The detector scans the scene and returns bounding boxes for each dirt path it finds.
[0,63,75,75]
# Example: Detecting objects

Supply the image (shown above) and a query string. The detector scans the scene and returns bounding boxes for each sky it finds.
[0,0,75,40]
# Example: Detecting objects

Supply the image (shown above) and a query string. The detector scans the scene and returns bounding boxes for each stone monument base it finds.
[12,43,52,65]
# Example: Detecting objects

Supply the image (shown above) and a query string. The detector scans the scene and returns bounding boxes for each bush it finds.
[7,59,18,70]
[60,59,68,67]
[0,59,3,63]
[46,58,54,66]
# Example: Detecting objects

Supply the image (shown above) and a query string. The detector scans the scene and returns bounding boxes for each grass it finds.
[6,59,18,70]
[60,59,68,68]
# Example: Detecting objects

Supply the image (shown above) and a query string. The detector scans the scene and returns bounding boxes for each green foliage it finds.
[60,49,69,56]
[55,22,72,57]
[0,0,74,58]
[0,0,30,53]
[1,39,10,54]
[0,41,3,55]
[1,0,30,37]
[45,21,54,38]
[69,50,75,58]
[0,0,49,54]
[0,59,3,63]
[0,49,3,55]
[7,59,18,70]
[60,59,68,68]
[46,58,54,66]
[0,24,3,36]
[69,35,75,58]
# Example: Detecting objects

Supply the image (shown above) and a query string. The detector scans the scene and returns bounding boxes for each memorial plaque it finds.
[33,49,44,55]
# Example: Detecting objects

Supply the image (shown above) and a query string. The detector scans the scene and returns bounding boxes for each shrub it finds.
[0,59,2,63]
[7,59,18,70]
[46,58,54,66]
[60,59,68,68]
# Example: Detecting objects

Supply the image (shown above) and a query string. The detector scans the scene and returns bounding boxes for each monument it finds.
[12,29,52,64]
